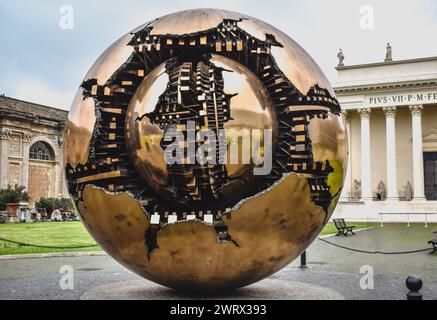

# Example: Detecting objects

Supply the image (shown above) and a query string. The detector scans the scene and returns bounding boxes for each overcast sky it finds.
[1,0,437,109]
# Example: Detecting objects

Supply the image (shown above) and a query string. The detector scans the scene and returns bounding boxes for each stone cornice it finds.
[0,110,67,130]
[334,79,437,94]
[335,56,437,71]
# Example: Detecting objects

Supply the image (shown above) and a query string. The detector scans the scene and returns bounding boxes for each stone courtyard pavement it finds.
[0,224,436,300]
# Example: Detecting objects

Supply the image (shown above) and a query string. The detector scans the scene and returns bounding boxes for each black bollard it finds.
[299,251,309,269]
[406,275,423,300]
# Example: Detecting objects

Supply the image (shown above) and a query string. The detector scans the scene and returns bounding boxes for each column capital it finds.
[357,108,371,119]
[22,132,32,143]
[409,104,424,116]
[383,106,397,118]
[341,109,350,120]
[0,129,11,140]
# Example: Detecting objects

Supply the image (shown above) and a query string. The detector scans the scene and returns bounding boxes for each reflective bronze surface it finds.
[125,55,277,201]
[64,9,347,293]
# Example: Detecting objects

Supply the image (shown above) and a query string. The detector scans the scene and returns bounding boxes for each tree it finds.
[35,196,73,214]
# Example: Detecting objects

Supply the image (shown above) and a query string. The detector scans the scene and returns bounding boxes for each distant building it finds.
[0,96,68,206]
[333,55,437,223]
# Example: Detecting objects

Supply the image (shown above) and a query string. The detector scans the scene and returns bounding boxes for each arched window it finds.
[29,141,54,161]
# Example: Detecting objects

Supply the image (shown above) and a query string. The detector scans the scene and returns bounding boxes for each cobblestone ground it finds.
[0,224,436,300]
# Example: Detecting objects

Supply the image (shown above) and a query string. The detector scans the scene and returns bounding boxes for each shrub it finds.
[35,197,73,214]
[0,185,30,211]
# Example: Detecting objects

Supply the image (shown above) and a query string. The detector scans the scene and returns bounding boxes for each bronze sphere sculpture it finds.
[64,9,347,292]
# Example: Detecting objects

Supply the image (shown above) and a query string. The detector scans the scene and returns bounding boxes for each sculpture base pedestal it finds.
[81,278,344,300]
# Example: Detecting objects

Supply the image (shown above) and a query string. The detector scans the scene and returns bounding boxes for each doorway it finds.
[424,152,437,200]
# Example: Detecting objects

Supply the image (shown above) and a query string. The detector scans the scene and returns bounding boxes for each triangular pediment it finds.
[423,129,437,142]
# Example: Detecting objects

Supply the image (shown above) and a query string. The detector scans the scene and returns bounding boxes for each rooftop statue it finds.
[385,42,393,62]
[337,48,345,67]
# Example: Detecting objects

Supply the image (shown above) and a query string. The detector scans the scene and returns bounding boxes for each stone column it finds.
[0,129,11,188]
[340,110,352,201]
[53,134,64,197]
[357,108,372,200]
[383,107,398,200]
[409,105,426,200]
[21,133,32,191]
[58,137,67,197]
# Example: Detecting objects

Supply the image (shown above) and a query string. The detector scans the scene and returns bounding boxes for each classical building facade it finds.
[333,56,437,223]
[0,96,68,206]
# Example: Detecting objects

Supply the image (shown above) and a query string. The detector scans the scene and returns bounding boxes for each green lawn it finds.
[0,222,101,255]
[0,220,379,256]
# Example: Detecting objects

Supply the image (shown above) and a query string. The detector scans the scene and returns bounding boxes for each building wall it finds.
[0,107,68,208]
[369,108,386,194]
[349,111,360,194]
[29,162,54,204]
[396,107,413,192]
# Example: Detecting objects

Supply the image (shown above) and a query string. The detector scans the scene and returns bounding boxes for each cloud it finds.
[289,0,437,81]
[2,0,437,108]
[13,79,74,110]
